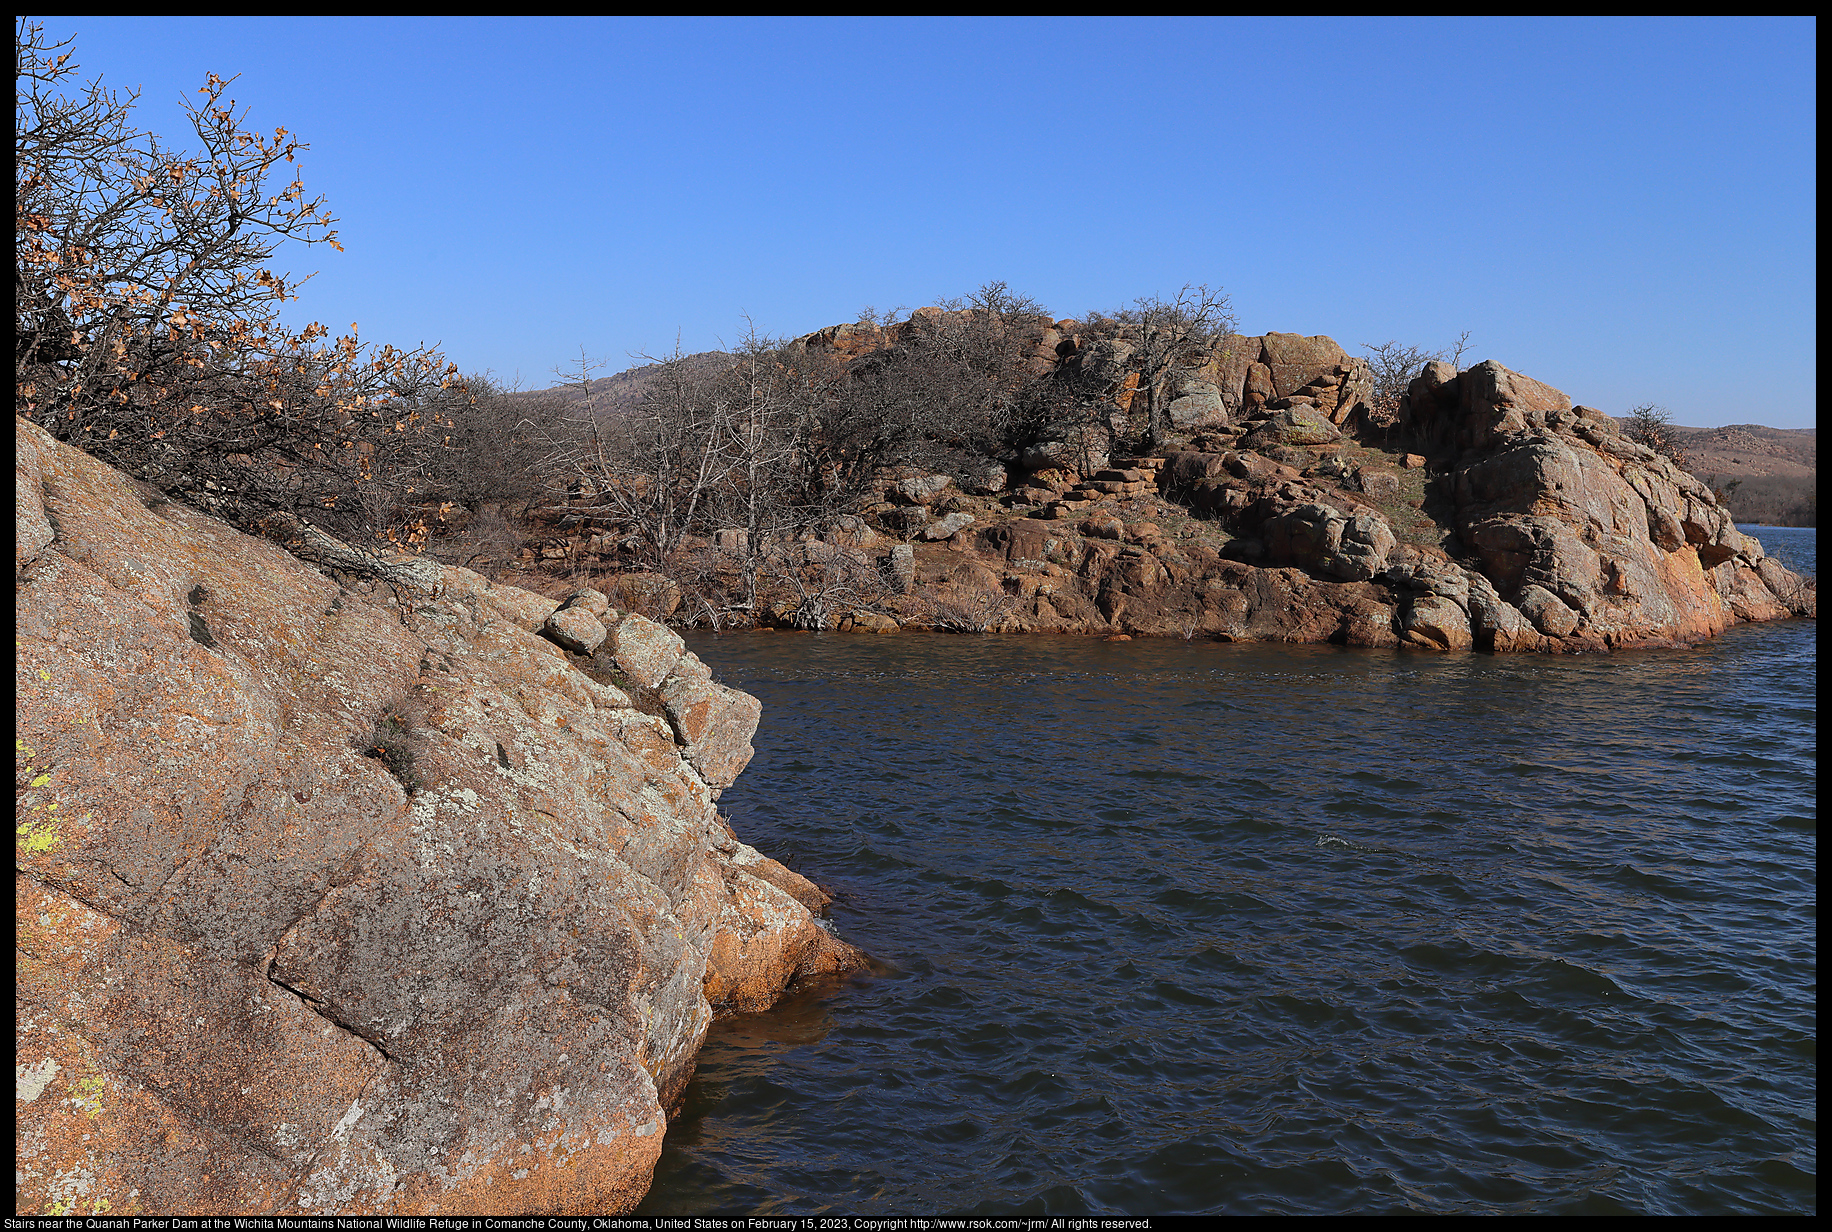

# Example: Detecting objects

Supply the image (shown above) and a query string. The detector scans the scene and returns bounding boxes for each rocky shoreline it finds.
[17,417,860,1215]
[518,331,1812,651]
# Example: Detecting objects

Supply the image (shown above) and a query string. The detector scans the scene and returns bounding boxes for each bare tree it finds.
[705,323,832,613]
[1445,330,1474,368]
[541,342,737,572]
[1360,332,1477,433]
[917,583,1018,634]
[1622,402,1691,469]
[1360,341,1440,431]
[16,20,461,561]
[763,541,889,631]
[1097,284,1236,452]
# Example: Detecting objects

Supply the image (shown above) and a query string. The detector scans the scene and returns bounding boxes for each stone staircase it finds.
[1040,457,1165,520]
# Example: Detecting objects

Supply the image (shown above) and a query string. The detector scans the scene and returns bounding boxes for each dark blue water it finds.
[644,530,1815,1216]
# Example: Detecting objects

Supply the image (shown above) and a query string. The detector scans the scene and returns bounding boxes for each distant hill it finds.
[510,351,731,420]
[1671,423,1815,480]
[1669,424,1815,527]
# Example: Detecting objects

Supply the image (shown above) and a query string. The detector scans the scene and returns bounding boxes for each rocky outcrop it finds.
[517,313,1809,653]
[825,350,1810,651]
[15,418,862,1216]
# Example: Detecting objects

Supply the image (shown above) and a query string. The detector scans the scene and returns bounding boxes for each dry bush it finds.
[1622,403,1693,470]
[1360,331,1471,433]
[16,20,462,562]
[910,581,1018,634]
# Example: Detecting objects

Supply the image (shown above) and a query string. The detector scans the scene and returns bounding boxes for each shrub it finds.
[16,20,460,560]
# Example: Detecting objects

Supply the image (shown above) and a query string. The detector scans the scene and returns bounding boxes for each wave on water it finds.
[647,555,1816,1216]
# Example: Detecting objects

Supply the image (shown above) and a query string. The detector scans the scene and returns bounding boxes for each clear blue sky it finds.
[31,16,1817,428]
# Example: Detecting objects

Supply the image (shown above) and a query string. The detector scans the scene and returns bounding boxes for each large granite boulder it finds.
[1204,334,1264,412]
[888,473,953,505]
[14,418,861,1216]
[1263,503,1397,582]
[1450,433,1788,643]
[1165,376,1226,429]
[1242,406,1343,449]
[1260,333,1352,399]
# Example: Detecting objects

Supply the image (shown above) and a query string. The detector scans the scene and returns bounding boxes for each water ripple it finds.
[641,595,1816,1216]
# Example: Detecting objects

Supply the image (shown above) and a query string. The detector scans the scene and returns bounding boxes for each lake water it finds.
[644,529,1815,1216]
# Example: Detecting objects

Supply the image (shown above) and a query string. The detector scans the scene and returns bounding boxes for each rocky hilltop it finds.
[16,417,862,1216]
[1669,423,1815,527]
[695,324,1812,650]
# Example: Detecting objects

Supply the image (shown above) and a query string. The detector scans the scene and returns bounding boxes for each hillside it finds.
[513,351,731,418]
[1671,423,1816,526]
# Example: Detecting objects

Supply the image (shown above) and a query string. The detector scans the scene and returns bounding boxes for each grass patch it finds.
[362,712,423,794]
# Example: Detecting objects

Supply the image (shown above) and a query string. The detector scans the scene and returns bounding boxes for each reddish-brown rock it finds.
[1260,333,1352,399]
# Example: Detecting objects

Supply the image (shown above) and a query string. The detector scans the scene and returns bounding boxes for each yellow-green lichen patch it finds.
[18,818,63,856]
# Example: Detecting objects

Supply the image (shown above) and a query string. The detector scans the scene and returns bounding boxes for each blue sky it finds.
[32,16,1817,427]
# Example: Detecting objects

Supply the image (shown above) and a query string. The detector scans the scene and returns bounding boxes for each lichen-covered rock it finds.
[660,675,762,793]
[1242,406,1343,449]
[1166,377,1225,429]
[1264,503,1396,583]
[544,603,607,654]
[889,473,952,505]
[563,587,611,616]
[919,511,976,541]
[14,418,862,1217]
[604,613,687,689]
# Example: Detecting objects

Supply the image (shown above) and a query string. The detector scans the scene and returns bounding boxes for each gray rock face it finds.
[1265,503,1396,582]
[1335,511,1399,581]
[1241,406,1342,449]
[14,418,862,1217]
[890,474,953,505]
[1166,377,1225,429]
[545,604,608,654]
[885,543,916,594]
[920,512,977,541]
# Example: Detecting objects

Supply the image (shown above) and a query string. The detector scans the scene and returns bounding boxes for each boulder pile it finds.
[778,321,1812,650]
